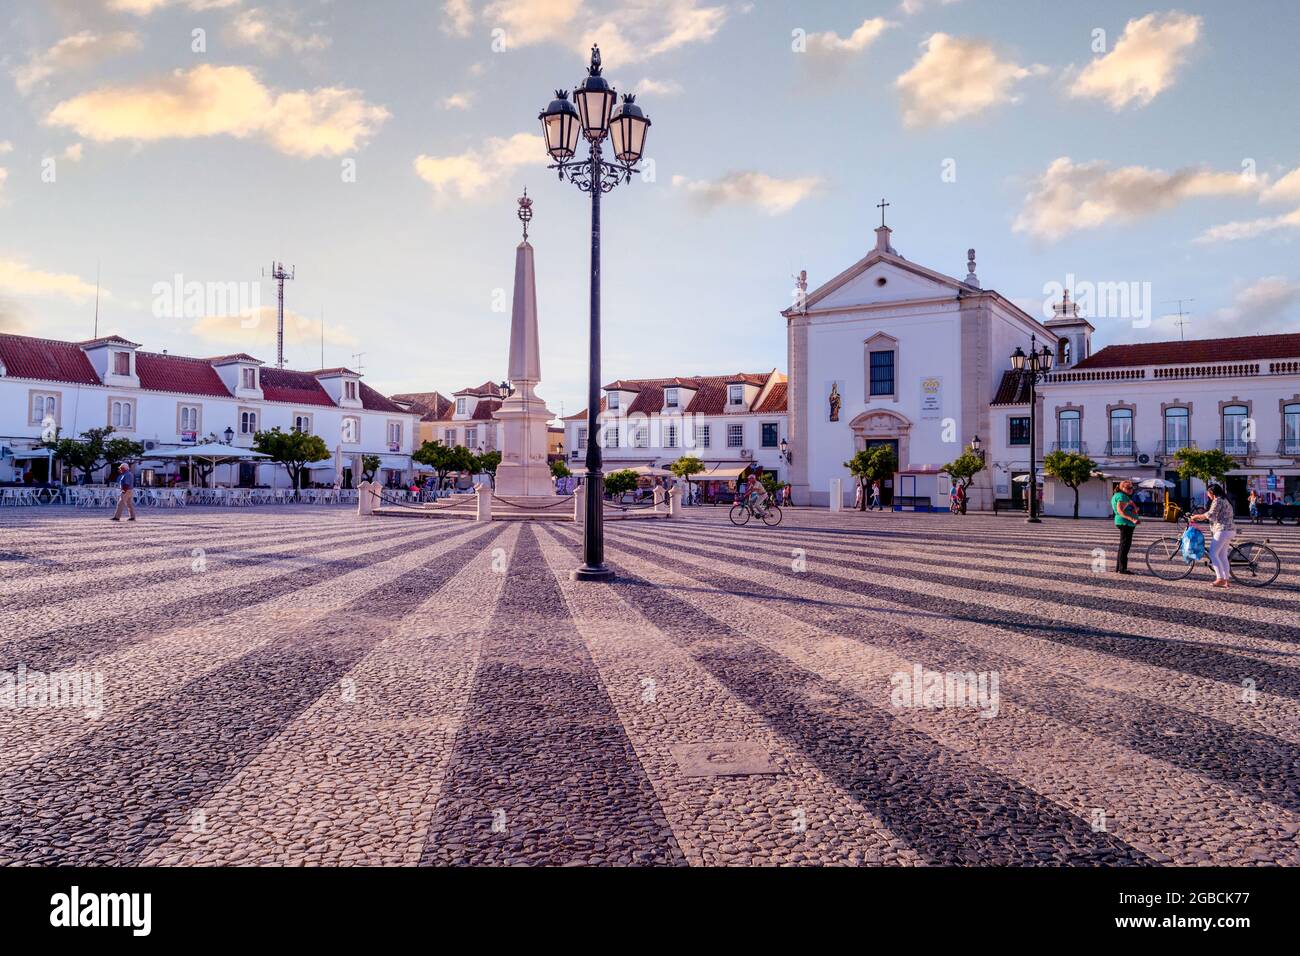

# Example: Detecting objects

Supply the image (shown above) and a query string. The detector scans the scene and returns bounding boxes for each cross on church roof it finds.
[876,198,890,228]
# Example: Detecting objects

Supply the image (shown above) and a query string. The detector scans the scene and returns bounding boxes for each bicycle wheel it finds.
[1145,537,1195,580]
[729,503,751,526]
[1229,541,1281,587]
[761,504,783,527]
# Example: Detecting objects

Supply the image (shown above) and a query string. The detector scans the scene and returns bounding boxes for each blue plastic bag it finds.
[1180,526,1205,563]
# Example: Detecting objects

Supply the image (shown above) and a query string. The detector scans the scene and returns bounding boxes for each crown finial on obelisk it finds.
[517,187,533,242]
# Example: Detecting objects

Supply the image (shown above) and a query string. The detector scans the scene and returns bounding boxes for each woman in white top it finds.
[1190,483,1236,588]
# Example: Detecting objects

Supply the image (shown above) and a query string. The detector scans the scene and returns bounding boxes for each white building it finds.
[392,382,506,454]
[786,224,1056,508]
[0,332,419,487]
[1019,325,1300,517]
[563,369,789,488]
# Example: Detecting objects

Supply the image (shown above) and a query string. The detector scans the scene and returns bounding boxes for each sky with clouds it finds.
[1,0,1298,416]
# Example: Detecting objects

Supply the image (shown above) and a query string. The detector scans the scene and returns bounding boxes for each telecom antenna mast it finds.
[263,261,296,368]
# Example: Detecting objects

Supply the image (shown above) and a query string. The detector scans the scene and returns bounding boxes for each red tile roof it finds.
[135,351,232,397]
[571,372,786,419]
[258,368,336,407]
[391,391,453,422]
[454,381,504,398]
[472,398,503,420]
[207,353,264,365]
[1074,333,1300,369]
[990,369,1033,406]
[359,382,406,414]
[754,381,788,414]
[79,334,140,348]
[0,333,100,385]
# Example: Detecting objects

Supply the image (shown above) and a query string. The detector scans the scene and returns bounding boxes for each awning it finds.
[9,450,53,460]
[307,462,339,471]
[696,464,749,480]
[629,465,674,477]
[377,455,410,470]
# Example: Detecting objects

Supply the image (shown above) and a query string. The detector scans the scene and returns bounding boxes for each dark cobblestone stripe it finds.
[0,521,473,672]
[0,522,509,866]
[609,524,1300,816]
[419,525,687,867]
[621,523,1300,700]
[547,525,1151,866]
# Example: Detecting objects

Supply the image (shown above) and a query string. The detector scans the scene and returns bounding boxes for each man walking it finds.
[1111,479,1140,574]
[870,480,883,511]
[110,463,136,522]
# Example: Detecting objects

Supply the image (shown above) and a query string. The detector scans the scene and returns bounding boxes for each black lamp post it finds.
[540,45,651,582]
[223,426,234,445]
[780,437,791,464]
[1009,334,1055,523]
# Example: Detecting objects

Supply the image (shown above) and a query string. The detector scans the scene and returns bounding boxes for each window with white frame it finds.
[727,384,744,406]
[465,426,478,448]
[577,427,588,450]
[727,423,744,447]
[344,380,358,401]
[240,408,258,435]
[112,351,131,375]
[604,424,620,448]
[179,404,201,435]
[1057,409,1081,450]
[241,367,257,389]
[665,387,679,408]
[341,416,359,443]
[444,428,457,445]
[699,424,711,448]
[456,397,467,416]
[30,391,59,425]
[607,391,620,410]
[110,398,135,429]
[292,413,312,434]
[1283,403,1300,454]
[665,424,678,448]
[633,427,648,448]
[387,421,402,447]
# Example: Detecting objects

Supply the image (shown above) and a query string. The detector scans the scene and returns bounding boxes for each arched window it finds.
[1057,409,1081,451]
[1163,406,1189,452]
[1221,404,1249,453]
[1284,403,1300,455]
[1108,407,1133,456]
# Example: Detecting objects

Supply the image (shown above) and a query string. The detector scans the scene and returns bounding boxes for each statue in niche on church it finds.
[791,270,808,312]
[828,382,841,422]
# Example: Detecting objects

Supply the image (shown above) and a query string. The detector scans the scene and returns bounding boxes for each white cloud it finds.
[0,142,12,155]
[0,259,103,302]
[630,77,680,96]
[45,65,389,158]
[12,31,143,95]
[441,91,474,110]
[228,8,330,55]
[1069,11,1201,109]
[1196,207,1300,244]
[896,33,1044,127]
[1014,156,1259,241]
[192,307,358,349]
[414,132,545,199]
[899,0,960,14]
[58,143,84,163]
[1193,276,1300,337]
[0,168,7,195]
[1262,166,1300,204]
[442,0,475,37]
[805,17,895,56]
[108,0,240,14]
[671,171,823,215]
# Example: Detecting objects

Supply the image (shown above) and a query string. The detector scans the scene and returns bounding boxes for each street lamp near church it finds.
[539,45,652,582]
[1010,335,1054,523]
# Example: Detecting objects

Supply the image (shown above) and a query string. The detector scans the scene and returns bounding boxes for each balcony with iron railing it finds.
[1278,439,1300,457]
[1050,441,1088,454]
[1155,439,1196,457]
[1216,440,1258,457]
[1103,441,1139,458]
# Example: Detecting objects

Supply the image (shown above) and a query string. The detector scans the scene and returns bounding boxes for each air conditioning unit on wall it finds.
[739,449,753,459]
[1137,453,1151,465]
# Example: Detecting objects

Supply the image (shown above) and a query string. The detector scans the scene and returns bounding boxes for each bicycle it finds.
[730,494,783,527]
[1144,514,1282,587]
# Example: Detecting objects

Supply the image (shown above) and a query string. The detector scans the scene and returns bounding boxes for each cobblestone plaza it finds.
[1,507,1297,866]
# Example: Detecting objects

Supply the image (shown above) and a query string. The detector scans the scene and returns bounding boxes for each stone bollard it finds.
[475,483,492,522]
[574,483,585,525]
[829,478,842,512]
[653,486,665,512]
[668,485,681,517]
[357,480,373,516]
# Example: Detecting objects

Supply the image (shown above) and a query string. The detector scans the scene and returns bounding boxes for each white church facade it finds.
[786,223,1057,509]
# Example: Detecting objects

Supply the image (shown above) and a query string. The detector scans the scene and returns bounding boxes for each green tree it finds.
[940,447,985,514]
[103,436,145,478]
[1042,449,1097,519]
[1173,446,1237,486]
[603,469,639,498]
[475,450,502,485]
[361,454,382,482]
[253,427,331,490]
[413,440,476,487]
[39,426,116,484]
[550,458,572,479]
[670,455,704,480]
[844,445,898,511]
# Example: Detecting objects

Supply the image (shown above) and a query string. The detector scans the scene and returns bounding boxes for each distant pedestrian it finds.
[1248,489,1260,524]
[870,480,883,511]
[854,481,863,510]
[1191,483,1236,589]
[110,463,136,522]
[1111,479,1140,574]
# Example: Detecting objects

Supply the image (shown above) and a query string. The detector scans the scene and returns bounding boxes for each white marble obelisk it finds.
[493,191,557,498]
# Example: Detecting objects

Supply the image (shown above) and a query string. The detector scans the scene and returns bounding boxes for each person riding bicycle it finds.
[742,473,768,512]
[1190,482,1236,589]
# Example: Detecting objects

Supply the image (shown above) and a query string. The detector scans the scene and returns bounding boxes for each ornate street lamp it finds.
[1011,335,1054,523]
[780,437,791,463]
[539,45,652,582]
[223,426,234,444]
[971,434,984,461]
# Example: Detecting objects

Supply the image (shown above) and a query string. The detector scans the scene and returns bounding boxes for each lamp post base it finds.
[571,564,616,583]
[1025,516,1042,524]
